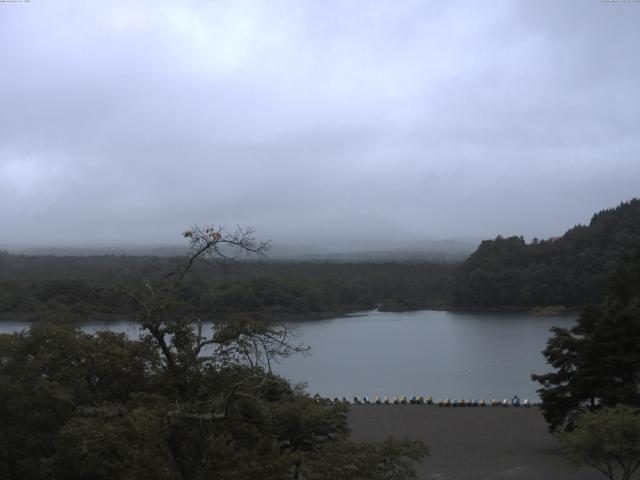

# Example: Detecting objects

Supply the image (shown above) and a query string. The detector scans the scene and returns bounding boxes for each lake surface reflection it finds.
[0,310,575,400]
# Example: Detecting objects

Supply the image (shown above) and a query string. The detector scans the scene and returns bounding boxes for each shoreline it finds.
[0,304,580,325]
[413,305,580,317]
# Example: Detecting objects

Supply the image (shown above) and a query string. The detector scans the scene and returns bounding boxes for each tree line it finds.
[453,199,640,309]
[0,252,455,321]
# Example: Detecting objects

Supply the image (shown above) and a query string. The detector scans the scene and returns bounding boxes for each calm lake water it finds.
[0,309,575,400]
[275,310,576,401]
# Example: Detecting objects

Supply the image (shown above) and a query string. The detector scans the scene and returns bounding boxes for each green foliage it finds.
[532,249,640,431]
[51,405,175,480]
[0,257,455,320]
[556,406,640,480]
[0,321,427,479]
[302,436,428,480]
[454,199,640,308]
[0,324,160,480]
[0,226,428,479]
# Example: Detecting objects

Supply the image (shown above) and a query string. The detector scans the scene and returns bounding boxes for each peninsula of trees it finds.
[453,199,640,309]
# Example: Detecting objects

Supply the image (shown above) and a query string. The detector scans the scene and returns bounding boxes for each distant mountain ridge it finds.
[4,238,477,263]
[453,198,640,308]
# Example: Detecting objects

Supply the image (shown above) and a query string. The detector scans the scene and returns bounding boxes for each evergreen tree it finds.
[454,199,640,308]
[532,249,640,431]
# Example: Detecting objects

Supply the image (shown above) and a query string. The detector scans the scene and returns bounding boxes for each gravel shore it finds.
[348,405,603,480]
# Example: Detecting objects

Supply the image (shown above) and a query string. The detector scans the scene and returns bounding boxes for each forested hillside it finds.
[453,199,640,308]
[0,253,455,320]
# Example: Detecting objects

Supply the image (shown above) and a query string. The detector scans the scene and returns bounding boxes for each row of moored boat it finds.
[321,395,534,407]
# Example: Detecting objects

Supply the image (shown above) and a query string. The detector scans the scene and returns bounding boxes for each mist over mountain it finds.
[4,237,478,262]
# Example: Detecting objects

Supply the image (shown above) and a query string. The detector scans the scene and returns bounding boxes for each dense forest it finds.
[2,199,639,320]
[532,246,640,431]
[0,227,428,479]
[453,199,640,309]
[0,252,455,321]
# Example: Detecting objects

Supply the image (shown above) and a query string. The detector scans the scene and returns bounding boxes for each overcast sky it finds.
[1,0,639,250]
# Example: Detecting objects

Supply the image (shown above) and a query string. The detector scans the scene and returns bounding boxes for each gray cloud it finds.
[1,0,639,250]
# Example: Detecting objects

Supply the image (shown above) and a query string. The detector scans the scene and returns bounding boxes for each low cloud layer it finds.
[1,1,639,250]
